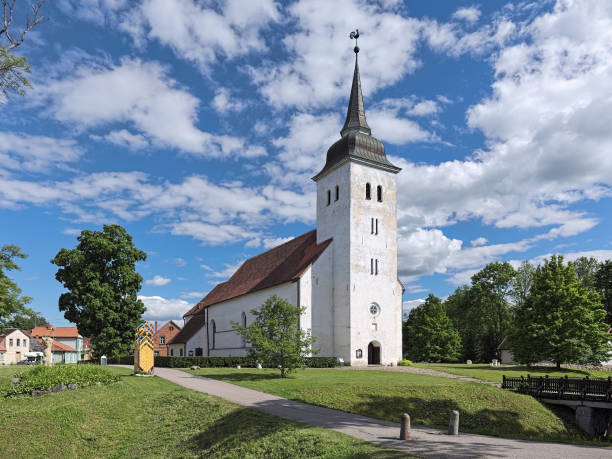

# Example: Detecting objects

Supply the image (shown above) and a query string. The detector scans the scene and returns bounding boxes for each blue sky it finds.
[2,0,611,325]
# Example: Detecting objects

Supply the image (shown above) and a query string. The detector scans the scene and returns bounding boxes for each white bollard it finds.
[448,410,459,435]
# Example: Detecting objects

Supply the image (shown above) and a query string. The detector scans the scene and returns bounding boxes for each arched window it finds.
[377,185,383,202]
[211,320,216,349]
[335,185,339,201]
[241,312,247,347]
[327,190,331,206]
[365,183,371,200]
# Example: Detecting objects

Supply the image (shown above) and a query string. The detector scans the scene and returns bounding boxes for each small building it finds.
[31,325,88,362]
[497,338,517,364]
[0,328,31,365]
[152,320,181,356]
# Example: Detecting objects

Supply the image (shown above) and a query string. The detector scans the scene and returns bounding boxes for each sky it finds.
[2,0,612,326]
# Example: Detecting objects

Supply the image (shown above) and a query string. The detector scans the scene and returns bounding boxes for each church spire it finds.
[341,30,371,137]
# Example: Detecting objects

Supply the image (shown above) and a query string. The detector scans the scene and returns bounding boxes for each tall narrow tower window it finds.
[375,218,379,235]
[370,258,374,274]
[327,190,331,206]
[365,183,371,200]
[375,259,379,275]
[335,185,339,201]
[377,185,383,202]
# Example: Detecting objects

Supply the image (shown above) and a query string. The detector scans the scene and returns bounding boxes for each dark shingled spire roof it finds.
[340,56,371,136]
[313,51,400,181]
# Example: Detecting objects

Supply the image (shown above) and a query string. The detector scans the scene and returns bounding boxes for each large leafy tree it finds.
[471,261,516,351]
[232,295,316,377]
[573,256,600,292]
[0,244,32,327]
[512,261,535,309]
[594,260,612,324]
[51,225,147,358]
[1,0,46,99]
[404,294,461,363]
[509,255,610,367]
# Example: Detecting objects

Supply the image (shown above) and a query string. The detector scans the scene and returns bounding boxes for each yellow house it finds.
[0,329,31,365]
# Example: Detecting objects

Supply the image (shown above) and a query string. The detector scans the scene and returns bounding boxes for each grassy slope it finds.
[0,366,409,459]
[190,368,607,445]
[414,363,612,383]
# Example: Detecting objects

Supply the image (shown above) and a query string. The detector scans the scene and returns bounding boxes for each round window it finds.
[369,303,380,316]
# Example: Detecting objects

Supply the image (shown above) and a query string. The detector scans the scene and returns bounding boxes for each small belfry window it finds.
[327,190,331,206]
[375,259,379,275]
[377,185,383,202]
[335,185,339,201]
[370,258,374,275]
[160,336,165,344]
[365,183,371,200]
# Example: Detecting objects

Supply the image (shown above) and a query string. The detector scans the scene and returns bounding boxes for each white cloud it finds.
[402,298,426,319]
[262,237,294,249]
[180,291,207,299]
[452,6,481,24]
[130,0,279,70]
[62,228,83,236]
[398,228,462,280]
[210,259,244,279]
[102,129,150,150]
[139,295,191,321]
[36,56,265,158]
[172,257,187,267]
[470,237,488,246]
[212,88,246,113]
[0,132,82,173]
[251,0,423,109]
[145,274,171,286]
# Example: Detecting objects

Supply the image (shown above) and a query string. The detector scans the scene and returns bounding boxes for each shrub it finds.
[2,364,119,397]
[397,359,413,367]
[107,355,339,368]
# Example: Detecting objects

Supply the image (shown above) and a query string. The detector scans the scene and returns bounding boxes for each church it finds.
[169,47,403,366]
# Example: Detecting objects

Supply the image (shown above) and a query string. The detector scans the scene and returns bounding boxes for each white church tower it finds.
[312,38,403,366]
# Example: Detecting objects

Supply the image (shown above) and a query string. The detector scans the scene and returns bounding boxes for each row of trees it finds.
[404,256,611,367]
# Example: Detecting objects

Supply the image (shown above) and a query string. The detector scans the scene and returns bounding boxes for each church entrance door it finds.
[367,342,380,365]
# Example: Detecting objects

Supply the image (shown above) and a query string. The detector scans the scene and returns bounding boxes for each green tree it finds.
[232,295,316,377]
[404,294,461,363]
[512,261,534,308]
[4,306,48,330]
[471,261,516,352]
[572,256,600,292]
[445,285,489,362]
[51,225,147,358]
[594,260,612,324]
[0,244,32,326]
[509,255,610,367]
[0,1,46,99]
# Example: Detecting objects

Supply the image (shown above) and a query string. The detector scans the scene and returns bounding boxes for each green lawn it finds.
[413,363,612,383]
[0,366,409,458]
[189,367,607,446]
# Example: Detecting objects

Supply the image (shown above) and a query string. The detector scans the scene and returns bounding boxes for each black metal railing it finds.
[502,374,612,402]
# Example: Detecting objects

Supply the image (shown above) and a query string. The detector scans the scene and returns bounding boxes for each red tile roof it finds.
[31,326,81,338]
[34,337,77,352]
[184,230,331,318]
[168,313,205,345]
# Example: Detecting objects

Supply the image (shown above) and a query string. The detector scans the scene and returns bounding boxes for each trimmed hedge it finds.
[107,355,338,368]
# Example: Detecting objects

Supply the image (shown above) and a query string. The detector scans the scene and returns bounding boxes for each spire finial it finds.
[350,29,360,54]
[341,29,370,137]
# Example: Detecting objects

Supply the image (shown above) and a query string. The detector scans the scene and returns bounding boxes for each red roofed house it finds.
[152,321,181,356]
[0,329,31,365]
[31,325,88,363]
[168,53,404,366]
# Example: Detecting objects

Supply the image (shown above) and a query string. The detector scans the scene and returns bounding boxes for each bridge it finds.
[502,374,612,436]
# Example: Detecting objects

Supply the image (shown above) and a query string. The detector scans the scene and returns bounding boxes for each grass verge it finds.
[189,367,610,446]
[413,363,612,383]
[0,366,410,458]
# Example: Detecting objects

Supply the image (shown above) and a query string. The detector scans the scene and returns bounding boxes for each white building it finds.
[169,51,404,366]
[0,328,30,365]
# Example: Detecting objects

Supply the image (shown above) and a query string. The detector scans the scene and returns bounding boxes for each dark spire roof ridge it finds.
[340,54,371,137]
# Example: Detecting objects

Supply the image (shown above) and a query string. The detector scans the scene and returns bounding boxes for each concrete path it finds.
[123,366,612,458]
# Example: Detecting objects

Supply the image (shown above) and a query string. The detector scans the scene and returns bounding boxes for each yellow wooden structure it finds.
[134,322,154,374]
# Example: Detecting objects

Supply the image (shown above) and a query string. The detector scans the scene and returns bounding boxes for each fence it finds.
[502,374,612,402]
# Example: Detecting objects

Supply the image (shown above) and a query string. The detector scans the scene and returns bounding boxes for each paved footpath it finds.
[119,366,612,459]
